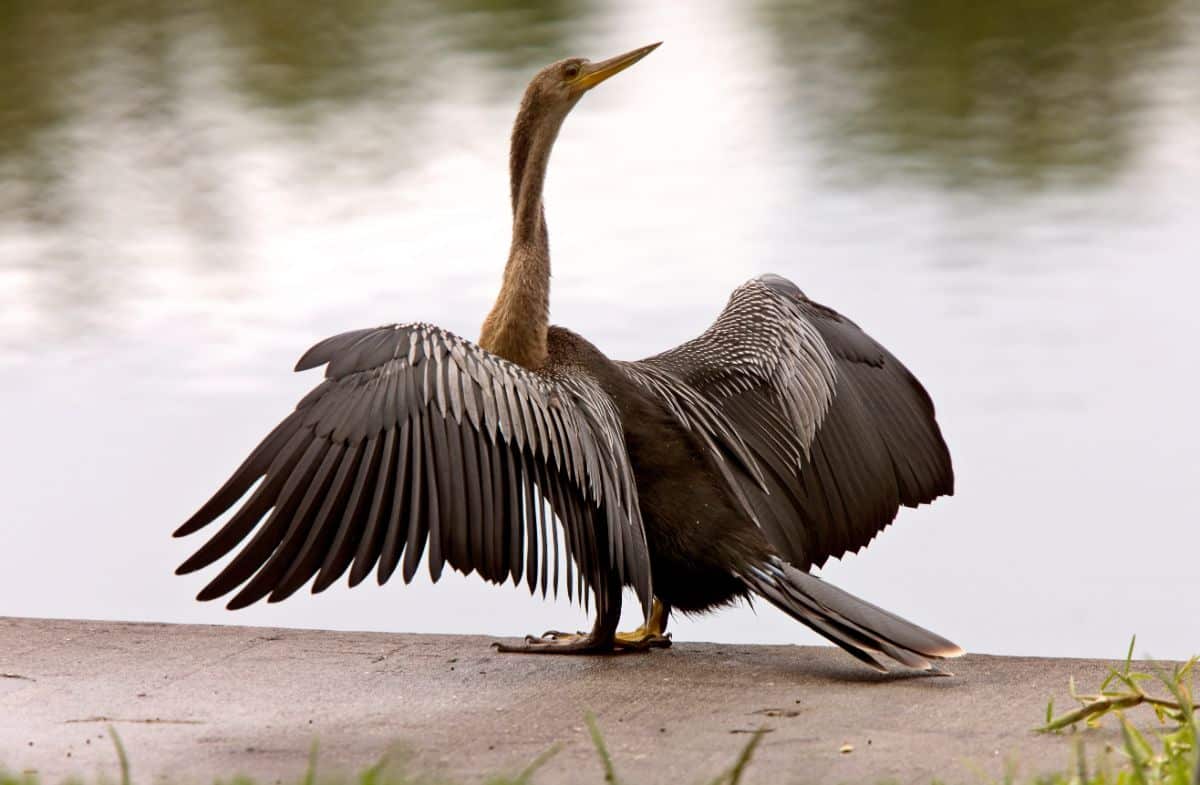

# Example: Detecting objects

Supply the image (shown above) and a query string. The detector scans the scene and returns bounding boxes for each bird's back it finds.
[544,325,777,611]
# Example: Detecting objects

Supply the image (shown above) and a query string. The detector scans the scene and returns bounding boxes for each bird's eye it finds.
[564,63,580,80]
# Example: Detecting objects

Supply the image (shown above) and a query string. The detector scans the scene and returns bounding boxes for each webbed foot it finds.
[614,627,672,650]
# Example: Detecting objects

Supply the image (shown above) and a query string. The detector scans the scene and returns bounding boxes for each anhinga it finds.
[175,43,963,672]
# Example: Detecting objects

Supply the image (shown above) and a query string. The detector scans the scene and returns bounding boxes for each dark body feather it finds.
[550,328,767,614]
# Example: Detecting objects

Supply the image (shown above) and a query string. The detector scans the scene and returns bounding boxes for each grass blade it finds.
[727,727,766,785]
[513,743,562,785]
[585,712,621,785]
[1119,714,1153,785]
[303,740,318,785]
[107,726,130,785]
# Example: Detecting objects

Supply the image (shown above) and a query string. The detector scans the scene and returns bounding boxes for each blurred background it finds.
[2,0,1197,659]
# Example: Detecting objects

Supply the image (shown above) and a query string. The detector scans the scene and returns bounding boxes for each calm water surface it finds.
[3,0,1198,659]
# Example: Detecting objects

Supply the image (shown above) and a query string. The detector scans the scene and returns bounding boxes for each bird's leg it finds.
[492,578,622,654]
[613,598,672,650]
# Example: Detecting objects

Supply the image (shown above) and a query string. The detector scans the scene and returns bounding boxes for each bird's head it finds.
[521,42,661,113]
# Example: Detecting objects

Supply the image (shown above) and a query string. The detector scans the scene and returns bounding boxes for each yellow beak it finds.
[574,42,662,92]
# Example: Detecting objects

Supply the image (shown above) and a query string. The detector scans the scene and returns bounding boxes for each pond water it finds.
[3,0,1198,660]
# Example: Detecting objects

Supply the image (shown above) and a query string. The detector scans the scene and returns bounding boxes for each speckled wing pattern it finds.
[633,274,953,568]
[175,323,653,616]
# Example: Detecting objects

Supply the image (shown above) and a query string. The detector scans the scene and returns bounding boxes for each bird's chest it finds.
[616,395,757,610]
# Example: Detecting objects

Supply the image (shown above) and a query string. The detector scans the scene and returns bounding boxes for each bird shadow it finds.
[499,642,970,687]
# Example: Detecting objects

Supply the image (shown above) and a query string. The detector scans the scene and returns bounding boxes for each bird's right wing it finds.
[175,323,652,616]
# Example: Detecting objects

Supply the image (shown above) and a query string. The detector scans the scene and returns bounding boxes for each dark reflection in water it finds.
[0,0,592,218]
[761,0,1185,189]
[214,2,397,113]
[211,0,592,113]
[432,0,595,76]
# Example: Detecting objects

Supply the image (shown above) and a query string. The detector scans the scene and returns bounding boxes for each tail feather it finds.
[742,557,964,672]
[748,567,890,672]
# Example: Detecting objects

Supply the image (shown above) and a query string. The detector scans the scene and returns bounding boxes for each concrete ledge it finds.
[2,617,1125,783]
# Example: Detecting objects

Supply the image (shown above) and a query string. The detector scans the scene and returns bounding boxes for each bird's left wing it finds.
[175,323,652,614]
[632,275,953,569]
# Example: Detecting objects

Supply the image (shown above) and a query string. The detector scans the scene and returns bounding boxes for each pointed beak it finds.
[574,42,661,92]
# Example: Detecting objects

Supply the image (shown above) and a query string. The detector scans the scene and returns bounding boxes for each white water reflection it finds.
[2,0,1198,660]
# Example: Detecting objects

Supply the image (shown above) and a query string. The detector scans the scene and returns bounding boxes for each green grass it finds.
[4,640,1196,785]
[1035,637,1198,785]
[0,722,769,785]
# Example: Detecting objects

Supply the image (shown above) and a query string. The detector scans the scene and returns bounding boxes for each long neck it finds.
[479,97,565,369]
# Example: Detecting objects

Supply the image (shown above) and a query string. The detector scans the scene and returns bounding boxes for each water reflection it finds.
[0,0,594,193]
[432,0,595,77]
[761,0,1185,189]
[0,0,596,343]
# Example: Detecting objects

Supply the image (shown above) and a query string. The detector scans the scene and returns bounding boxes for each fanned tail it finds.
[740,557,964,673]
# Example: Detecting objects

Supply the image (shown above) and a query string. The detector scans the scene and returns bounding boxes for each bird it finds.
[175,42,963,673]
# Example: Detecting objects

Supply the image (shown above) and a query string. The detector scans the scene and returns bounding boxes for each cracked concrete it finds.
[2,617,1132,783]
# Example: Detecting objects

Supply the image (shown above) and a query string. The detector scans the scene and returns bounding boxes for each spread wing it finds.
[633,274,953,568]
[175,323,652,614]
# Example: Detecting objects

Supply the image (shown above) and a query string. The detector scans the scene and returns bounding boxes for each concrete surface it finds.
[2,617,1133,784]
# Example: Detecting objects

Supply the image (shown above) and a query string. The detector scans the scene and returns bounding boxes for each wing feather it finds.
[317,431,382,591]
[400,417,429,584]
[377,425,411,583]
[274,439,364,600]
[194,438,326,602]
[353,425,396,584]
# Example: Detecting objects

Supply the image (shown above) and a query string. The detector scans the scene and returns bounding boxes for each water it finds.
[3,0,1198,660]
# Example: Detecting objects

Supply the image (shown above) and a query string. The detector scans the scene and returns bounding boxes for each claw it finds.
[540,629,582,640]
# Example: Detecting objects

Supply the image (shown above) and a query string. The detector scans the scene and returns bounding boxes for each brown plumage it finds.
[176,43,963,672]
